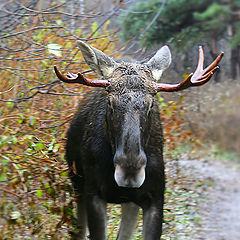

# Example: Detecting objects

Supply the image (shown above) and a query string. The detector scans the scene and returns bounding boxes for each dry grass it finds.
[174,80,240,155]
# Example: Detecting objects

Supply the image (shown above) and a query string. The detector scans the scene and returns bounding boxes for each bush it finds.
[0,16,121,239]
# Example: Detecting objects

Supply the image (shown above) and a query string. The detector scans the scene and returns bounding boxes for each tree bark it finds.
[210,38,221,82]
[230,47,238,80]
[229,0,240,80]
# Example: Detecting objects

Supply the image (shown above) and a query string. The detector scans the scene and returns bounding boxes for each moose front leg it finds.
[142,202,164,240]
[117,202,139,240]
[75,193,88,240]
[86,194,107,240]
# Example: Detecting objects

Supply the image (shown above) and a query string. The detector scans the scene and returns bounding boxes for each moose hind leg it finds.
[117,202,139,240]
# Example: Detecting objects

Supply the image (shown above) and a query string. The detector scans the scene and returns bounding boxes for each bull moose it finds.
[54,41,223,240]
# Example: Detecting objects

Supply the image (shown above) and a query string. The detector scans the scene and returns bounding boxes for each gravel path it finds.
[180,156,240,240]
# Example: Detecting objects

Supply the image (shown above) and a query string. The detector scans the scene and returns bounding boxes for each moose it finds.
[54,41,223,240]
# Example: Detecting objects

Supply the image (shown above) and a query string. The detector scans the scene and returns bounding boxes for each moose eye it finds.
[107,99,115,113]
[147,100,154,115]
[150,100,154,109]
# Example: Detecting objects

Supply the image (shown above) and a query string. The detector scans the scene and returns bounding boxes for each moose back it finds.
[54,41,223,240]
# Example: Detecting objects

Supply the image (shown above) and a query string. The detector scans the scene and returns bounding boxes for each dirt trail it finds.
[180,156,240,240]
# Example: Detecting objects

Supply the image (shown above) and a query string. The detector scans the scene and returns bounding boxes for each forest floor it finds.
[163,149,240,240]
[2,146,240,240]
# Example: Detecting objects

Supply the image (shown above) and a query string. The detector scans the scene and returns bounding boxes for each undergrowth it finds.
[0,18,193,239]
[181,80,240,155]
[0,89,190,239]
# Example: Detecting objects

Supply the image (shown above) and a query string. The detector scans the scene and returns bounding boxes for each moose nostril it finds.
[113,149,147,167]
[139,150,147,165]
[113,151,127,166]
[114,164,125,186]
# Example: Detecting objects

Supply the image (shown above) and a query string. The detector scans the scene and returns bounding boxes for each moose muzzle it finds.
[114,164,145,188]
[113,149,147,188]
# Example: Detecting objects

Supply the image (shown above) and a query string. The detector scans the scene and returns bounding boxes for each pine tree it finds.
[120,0,240,79]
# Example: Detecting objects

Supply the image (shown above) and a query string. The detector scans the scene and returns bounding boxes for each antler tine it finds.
[202,52,224,75]
[192,66,219,86]
[54,66,109,88]
[195,46,204,74]
[54,66,83,84]
[156,47,224,92]
[67,72,78,79]
[191,47,223,83]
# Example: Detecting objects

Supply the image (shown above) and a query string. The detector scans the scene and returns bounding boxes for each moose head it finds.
[54,41,223,188]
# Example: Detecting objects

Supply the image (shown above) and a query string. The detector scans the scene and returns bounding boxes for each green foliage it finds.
[194,2,228,21]
[194,2,231,37]
[120,0,163,46]
[120,0,216,48]
[119,0,240,57]
[232,22,240,50]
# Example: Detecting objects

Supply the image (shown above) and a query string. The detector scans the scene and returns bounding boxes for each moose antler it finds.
[54,66,109,88]
[156,46,224,92]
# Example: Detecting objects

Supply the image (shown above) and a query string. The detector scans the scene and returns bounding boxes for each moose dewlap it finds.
[54,41,223,240]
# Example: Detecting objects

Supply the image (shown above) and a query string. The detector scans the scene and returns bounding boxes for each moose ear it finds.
[77,40,117,79]
[146,45,172,81]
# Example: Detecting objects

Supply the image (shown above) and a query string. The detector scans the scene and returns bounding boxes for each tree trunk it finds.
[230,47,238,80]
[229,0,240,80]
[210,38,221,82]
